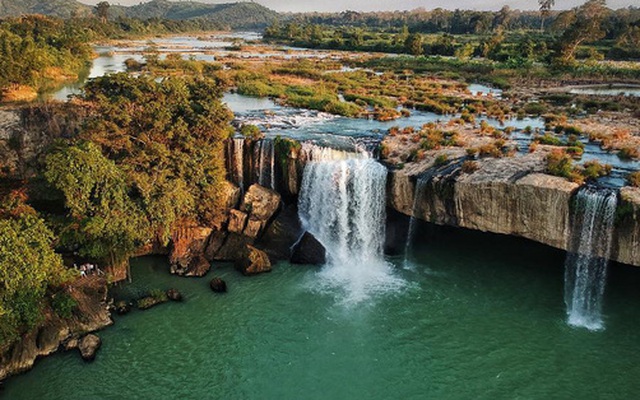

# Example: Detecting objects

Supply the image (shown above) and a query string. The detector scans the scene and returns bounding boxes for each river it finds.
[4,224,640,399]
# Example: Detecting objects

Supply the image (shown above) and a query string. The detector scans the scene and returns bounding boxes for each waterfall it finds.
[254,139,276,190]
[403,176,429,269]
[298,144,405,304]
[564,186,618,331]
[227,138,245,191]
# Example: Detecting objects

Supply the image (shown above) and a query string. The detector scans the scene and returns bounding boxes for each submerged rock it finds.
[235,245,272,275]
[291,232,326,265]
[209,278,227,293]
[78,334,101,362]
[166,289,183,302]
[114,300,131,315]
[137,292,169,310]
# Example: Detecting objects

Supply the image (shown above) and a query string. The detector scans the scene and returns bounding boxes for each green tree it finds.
[404,33,423,56]
[94,1,110,24]
[555,0,608,64]
[0,194,68,344]
[539,0,556,31]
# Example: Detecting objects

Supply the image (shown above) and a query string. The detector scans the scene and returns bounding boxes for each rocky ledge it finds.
[0,276,112,380]
[387,151,640,267]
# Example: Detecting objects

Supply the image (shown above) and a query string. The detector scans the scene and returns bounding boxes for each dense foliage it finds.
[43,74,233,263]
[265,4,640,63]
[0,193,69,344]
[0,15,93,95]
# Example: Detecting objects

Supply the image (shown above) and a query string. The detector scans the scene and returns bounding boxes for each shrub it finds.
[461,160,479,174]
[523,102,547,115]
[582,160,612,180]
[434,154,449,166]
[618,146,640,160]
[51,292,78,319]
[241,124,263,140]
[534,133,563,146]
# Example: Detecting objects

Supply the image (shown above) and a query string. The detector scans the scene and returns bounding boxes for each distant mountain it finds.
[0,0,280,29]
[123,1,279,28]
[0,0,91,19]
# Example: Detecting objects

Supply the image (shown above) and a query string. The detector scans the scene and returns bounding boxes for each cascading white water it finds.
[254,139,276,190]
[228,138,245,191]
[298,144,405,305]
[403,176,429,269]
[564,186,618,331]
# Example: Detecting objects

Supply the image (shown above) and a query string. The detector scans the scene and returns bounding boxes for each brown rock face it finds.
[243,218,263,239]
[235,245,272,275]
[170,226,213,277]
[388,162,579,253]
[241,184,281,221]
[78,334,101,362]
[0,277,112,380]
[613,187,640,266]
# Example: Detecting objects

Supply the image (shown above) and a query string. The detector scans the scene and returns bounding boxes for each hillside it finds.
[0,0,280,29]
[0,0,91,18]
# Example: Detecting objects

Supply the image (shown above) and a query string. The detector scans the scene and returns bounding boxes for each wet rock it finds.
[209,278,227,293]
[203,230,228,261]
[63,337,79,351]
[114,300,131,315]
[240,184,281,221]
[78,334,101,362]
[212,233,253,261]
[166,289,183,302]
[235,245,272,275]
[291,232,326,265]
[255,204,304,261]
[137,292,168,310]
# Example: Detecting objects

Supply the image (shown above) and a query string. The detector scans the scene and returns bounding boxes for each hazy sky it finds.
[79,0,637,13]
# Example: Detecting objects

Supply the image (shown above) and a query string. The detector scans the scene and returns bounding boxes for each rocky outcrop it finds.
[210,278,227,293]
[255,204,304,261]
[291,232,326,265]
[240,184,281,221]
[235,245,272,275]
[169,226,213,277]
[387,155,577,251]
[78,334,101,361]
[387,154,640,267]
[613,187,640,266]
[0,276,112,380]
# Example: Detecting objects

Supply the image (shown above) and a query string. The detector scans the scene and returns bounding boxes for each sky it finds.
[79,0,637,13]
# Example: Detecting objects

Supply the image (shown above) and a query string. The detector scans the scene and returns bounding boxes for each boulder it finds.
[63,337,79,351]
[255,204,304,261]
[291,232,326,265]
[235,245,272,275]
[228,209,248,234]
[212,233,253,261]
[243,217,263,239]
[166,289,183,302]
[240,184,281,221]
[203,230,228,261]
[114,300,131,315]
[209,278,227,293]
[78,334,101,362]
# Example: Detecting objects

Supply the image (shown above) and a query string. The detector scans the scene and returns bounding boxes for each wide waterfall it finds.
[564,186,618,331]
[298,144,405,304]
[404,176,429,269]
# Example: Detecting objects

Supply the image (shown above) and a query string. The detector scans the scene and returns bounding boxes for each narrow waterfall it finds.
[564,186,618,331]
[227,138,245,191]
[254,139,276,190]
[403,176,429,269]
[298,144,405,304]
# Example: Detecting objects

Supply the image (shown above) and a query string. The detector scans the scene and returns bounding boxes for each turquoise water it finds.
[4,225,640,399]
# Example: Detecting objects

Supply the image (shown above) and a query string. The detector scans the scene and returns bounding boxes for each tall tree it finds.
[539,0,556,31]
[556,0,608,63]
[94,1,110,24]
